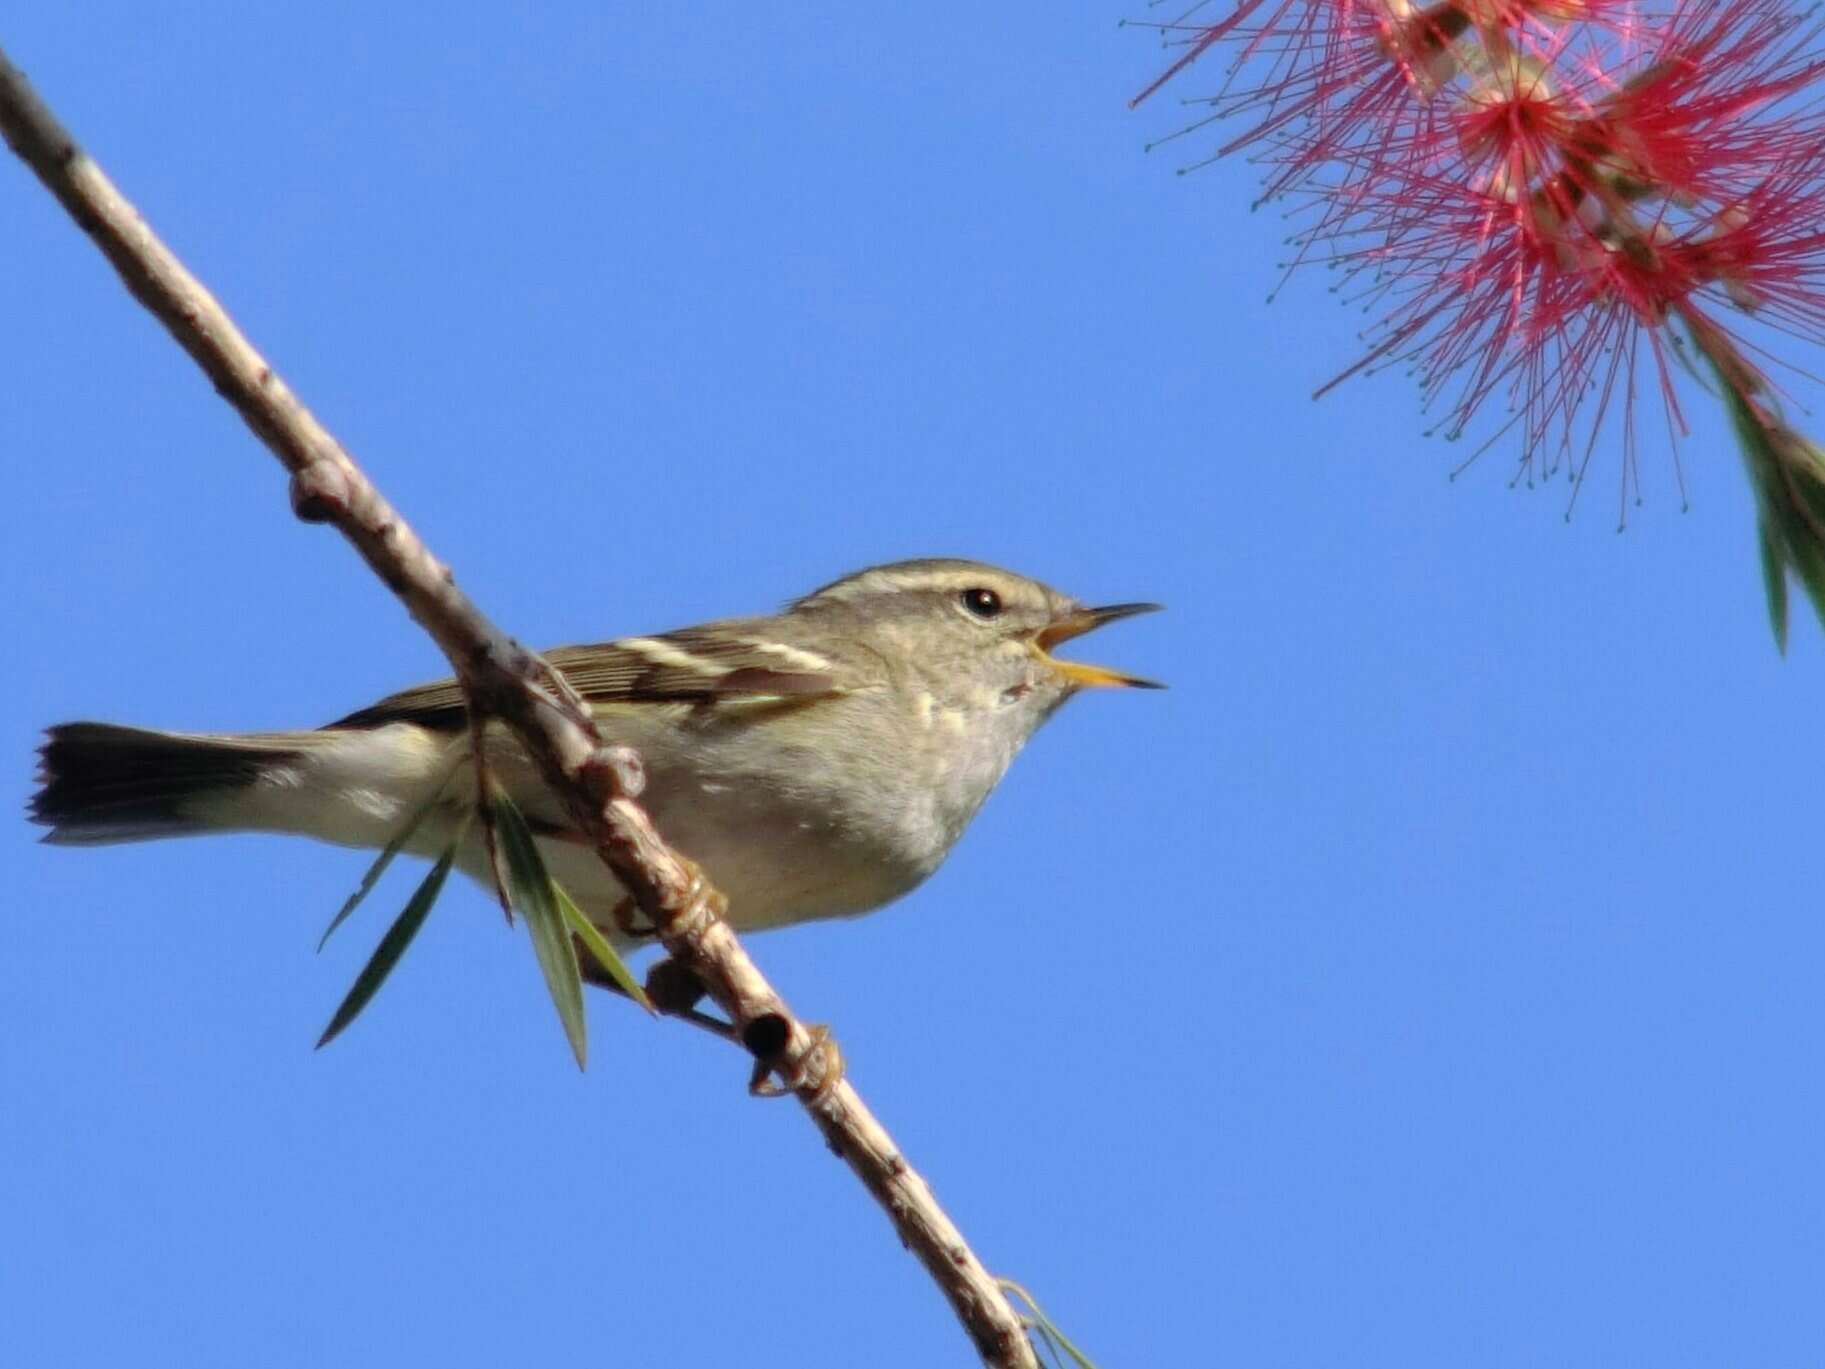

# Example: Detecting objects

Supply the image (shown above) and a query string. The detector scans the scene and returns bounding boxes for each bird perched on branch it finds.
[32,559,1161,941]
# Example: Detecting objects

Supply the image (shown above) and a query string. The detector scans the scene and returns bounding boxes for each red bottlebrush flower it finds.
[1133,0,1825,645]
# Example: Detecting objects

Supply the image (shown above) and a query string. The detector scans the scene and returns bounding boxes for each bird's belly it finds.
[448,712,953,937]
[516,774,932,937]
[646,777,927,930]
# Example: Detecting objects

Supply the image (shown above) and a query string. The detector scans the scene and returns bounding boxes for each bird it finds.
[30,558,1161,941]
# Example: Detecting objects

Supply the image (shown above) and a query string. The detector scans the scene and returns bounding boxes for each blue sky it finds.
[4,6,1821,1367]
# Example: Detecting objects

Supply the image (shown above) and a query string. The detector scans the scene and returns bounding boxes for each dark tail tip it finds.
[31,722,296,845]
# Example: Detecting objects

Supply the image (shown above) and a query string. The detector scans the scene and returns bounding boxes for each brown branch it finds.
[0,47,1039,1369]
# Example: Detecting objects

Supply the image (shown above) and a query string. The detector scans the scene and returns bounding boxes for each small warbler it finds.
[31,559,1161,938]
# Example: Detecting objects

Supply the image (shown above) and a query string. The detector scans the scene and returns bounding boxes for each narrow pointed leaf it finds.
[1782,455,1825,638]
[1717,370,1805,651]
[1791,540,1825,642]
[1030,1318,1096,1369]
[489,792,588,1069]
[317,834,462,1049]
[319,756,461,951]
[1000,1281,1100,1369]
[477,790,515,926]
[555,880,651,1012]
[1758,517,1790,655]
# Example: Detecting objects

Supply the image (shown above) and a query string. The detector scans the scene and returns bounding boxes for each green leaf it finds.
[1709,347,1825,650]
[555,880,651,1012]
[489,791,589,1070]
[1758,516,1790,655]
[317,830,463,1050]
[1785,512,1825,638]
[319,758,460,951]
[998,1281,1099,1369]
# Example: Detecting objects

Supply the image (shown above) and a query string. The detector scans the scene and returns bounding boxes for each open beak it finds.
[1034,602,1165,689]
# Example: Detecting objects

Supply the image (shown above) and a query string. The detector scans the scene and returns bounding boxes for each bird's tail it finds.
[30,722,313,845]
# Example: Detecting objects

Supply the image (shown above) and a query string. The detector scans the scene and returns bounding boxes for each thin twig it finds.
[0,47,1038,1369]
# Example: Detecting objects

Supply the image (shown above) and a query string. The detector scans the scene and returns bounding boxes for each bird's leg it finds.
[644,954,712,1016]
[575,933,732,1043]
[609,894,660,942]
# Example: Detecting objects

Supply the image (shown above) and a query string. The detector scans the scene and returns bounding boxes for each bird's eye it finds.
[960,587,1003,619]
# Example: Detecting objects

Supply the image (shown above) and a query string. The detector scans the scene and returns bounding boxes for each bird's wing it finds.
[326,627,845,733]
